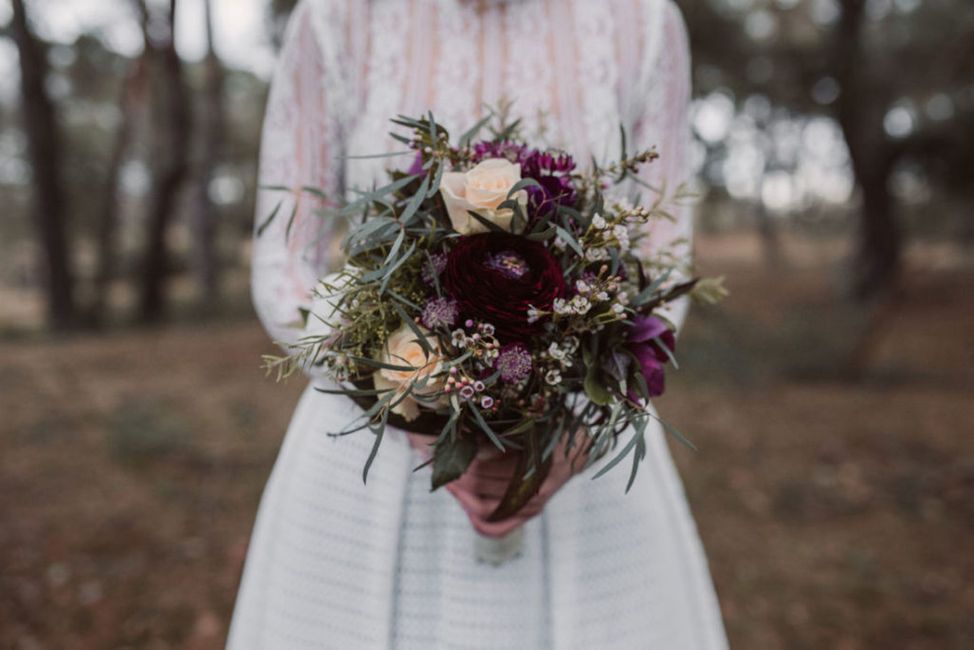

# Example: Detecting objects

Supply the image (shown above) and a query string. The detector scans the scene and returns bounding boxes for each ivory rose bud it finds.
[372,323,444,421]
[440,158,528,234]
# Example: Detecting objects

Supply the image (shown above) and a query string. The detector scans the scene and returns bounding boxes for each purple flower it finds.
[407,150,425,176]
[519,149,577,216]
[421,297,459,329]
[472,140,527,163]
[421,253,448,286]
[484,250,530,280]
[531,174,577,216]
[520,150,576,177]
[494,343,533,383]
[627,316,676,399]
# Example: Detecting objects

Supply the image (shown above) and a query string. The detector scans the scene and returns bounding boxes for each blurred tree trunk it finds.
[136,0,192,323]
[833,0,903,377]
[11,0,77,329]
[191,0,225,310]
[835,0,901,301]
[852,162,899,299]
[91,57,147,325]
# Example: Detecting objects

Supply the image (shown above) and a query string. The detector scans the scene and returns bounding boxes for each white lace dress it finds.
[229,0,728,648]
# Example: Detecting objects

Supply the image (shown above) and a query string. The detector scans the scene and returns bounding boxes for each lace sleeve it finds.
[631,0,694,333]
[251,1,346,374]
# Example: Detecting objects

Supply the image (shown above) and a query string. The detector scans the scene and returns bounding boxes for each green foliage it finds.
[431,429,476,490]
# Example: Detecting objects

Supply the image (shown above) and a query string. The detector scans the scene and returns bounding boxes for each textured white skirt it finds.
[227,384,728,649]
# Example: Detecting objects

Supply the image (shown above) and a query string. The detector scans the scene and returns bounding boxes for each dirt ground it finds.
[1,235,972,649]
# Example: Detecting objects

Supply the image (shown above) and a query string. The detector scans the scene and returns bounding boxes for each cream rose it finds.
[440,158,528,235]
[373,324,445,421]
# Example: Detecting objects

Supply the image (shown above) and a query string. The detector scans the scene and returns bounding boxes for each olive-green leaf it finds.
[431,435,477,490]
[584,365,612,406]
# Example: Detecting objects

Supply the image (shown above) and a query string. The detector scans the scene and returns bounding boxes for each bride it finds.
[229,0,728,647]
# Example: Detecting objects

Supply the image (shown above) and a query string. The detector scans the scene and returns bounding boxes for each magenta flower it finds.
[407,150,425,176]
[627,315,676,399]
[472,140,527,162]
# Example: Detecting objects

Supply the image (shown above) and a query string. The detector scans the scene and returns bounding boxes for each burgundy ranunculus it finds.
[443,233,567,342]
[627,315,676,399]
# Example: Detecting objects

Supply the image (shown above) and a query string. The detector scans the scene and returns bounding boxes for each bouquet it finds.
[264,111,725,560]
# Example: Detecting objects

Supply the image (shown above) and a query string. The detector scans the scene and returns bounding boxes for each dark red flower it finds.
[443,233,567,342]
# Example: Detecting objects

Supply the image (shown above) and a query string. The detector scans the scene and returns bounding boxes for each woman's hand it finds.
[408,433,590,538]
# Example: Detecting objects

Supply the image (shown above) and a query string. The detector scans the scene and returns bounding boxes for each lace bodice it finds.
[253,0,694,364]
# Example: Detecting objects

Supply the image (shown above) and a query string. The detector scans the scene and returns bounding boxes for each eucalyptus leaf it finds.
[300,185,329,200]
[431,435,477,490]
[650,413,697,451]
[526,225,558,241]
[470,404,505,451]
[427,161,445,198]
[362,409,388,484]
[459,114,493,147]
[630,368,650,402]
[379,242,416,295]
[390,132,413,146]
[345,354,417,373]
[497,117,522,141]
[255,200,283,237]
[386,289,422,311]
[500,418,536,439]
[435,407,462,444]
[393,302,432,356]
[652,336,679,369]
[554,225,584,258]
[427,111,438,141]
[398,174,430,224]
[591,429,641,481]
[584,366,612,406]
[625,421,648,493]
[485,435,552,522]
[283,204,298,241]
[346,174,418,206]
[383,228,406,267]
[507,177,542,197]
[467,210,506,233]
[314,385,392,397]
[632,269,673,306]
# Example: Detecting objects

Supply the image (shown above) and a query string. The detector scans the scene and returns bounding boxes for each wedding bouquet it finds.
[264,112,725,541]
